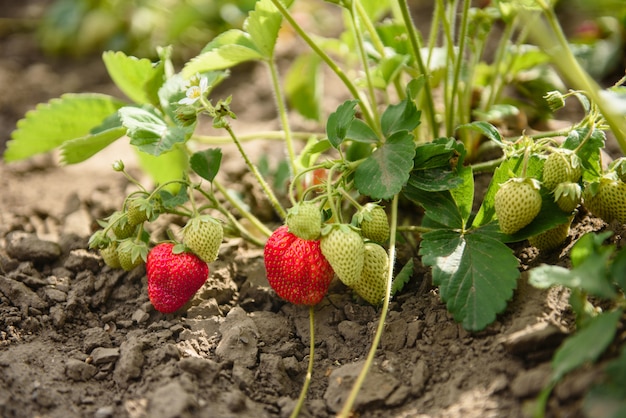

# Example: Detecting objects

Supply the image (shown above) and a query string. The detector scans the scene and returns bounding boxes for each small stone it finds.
[132,309,149,324]
[65,358,98,381]
[5,231,62,264]
[94,405,115,418]
[64,249,101,273]
[43,287,67,303]
[0,276,48,311]
[510,364,551,398]
[90,347,120,364]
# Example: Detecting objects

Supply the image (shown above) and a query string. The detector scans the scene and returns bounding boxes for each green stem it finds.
[526,2,626,153]
[268,0,377,130]
[211,179,273,239]
[290,305,315,418]
[267,58,298,178]
[446,0,471,136]
[348,0,381,134]
[337,194,399,418]
[397,0,439,138]
[223,123,287,220]
[193,130,322,145]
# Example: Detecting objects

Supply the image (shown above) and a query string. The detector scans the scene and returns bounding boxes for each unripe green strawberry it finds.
[542,150,582,191]
[320,224,365,286]
[352,242,388,306]
[357,203,390,244]
[583,177,626,224]
[111,212,137,239]
[182,215,224,263]
[553,182,581,213]
[528,217,572,251]
[117,239,148,271]
[126,198,150,226]
[286,202,322,240]
[495,178,542,235]
[609,157,626,183]
[100,242,121,269]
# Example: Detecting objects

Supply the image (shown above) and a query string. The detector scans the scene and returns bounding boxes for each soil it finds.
[1,4,624,418]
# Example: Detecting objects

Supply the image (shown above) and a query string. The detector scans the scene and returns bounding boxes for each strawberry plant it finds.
[4,0,626,416]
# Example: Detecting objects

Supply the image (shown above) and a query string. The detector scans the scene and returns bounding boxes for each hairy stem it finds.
[337,194,399,417]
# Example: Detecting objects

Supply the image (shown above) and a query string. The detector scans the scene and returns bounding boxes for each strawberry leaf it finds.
[135,145,189,190]
[457,121,503,145]
[5,93,125,162]
[563,127,605,180]
[327,100,358,149]
[550,310,622,382]
[403,187,464,230]
[183,30,264,76]
[102,50,164,105]
[391,258,414,296]
[354,130,415,199]
[381,97,421,138]
[285,53,322,121]
[60,126,127,164]
[420,227,519,331]
[119,106,190,155]
[190,148,222,182]
[245,0,295,58]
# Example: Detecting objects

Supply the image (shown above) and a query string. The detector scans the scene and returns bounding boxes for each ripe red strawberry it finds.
[320,224,365,286]
[494,178,542,234]
[146,243,209,313]
[352,242,388,306]
[264,225,334,305]
[182,215,224,263]
[357,203,390,244]
[286,202,322,240]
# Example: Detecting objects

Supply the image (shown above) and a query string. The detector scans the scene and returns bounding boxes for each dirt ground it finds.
[1,3,624,418]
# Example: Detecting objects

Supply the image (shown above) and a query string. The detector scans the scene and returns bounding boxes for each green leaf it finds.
[403,186,464,230]
[584,344,626,418]
[60,126,127,164]
[119,107,189,156]
[326,100,358,149]
[347,119,379,144]
[245,0,294,58]
[285,53,322,121]
[102,51,163,105]
[183,30,264,76]
[159,185,189,210]
[354,130,416,200]
[391,258,414,296]
[381,98,421,138]
[190,148,222,182]
[563,127,605,180]
[135,146,188,190]
[409,138,466,192]
[420,228,519,331]
[457,121,503,145]
[5,93,125,162]
[551,310,622,382]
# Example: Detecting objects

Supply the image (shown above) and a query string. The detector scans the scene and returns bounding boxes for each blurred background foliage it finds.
[37,0,257,60]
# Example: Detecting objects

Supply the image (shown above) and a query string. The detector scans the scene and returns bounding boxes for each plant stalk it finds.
[223,124,287,220]
[337,193,399,417]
